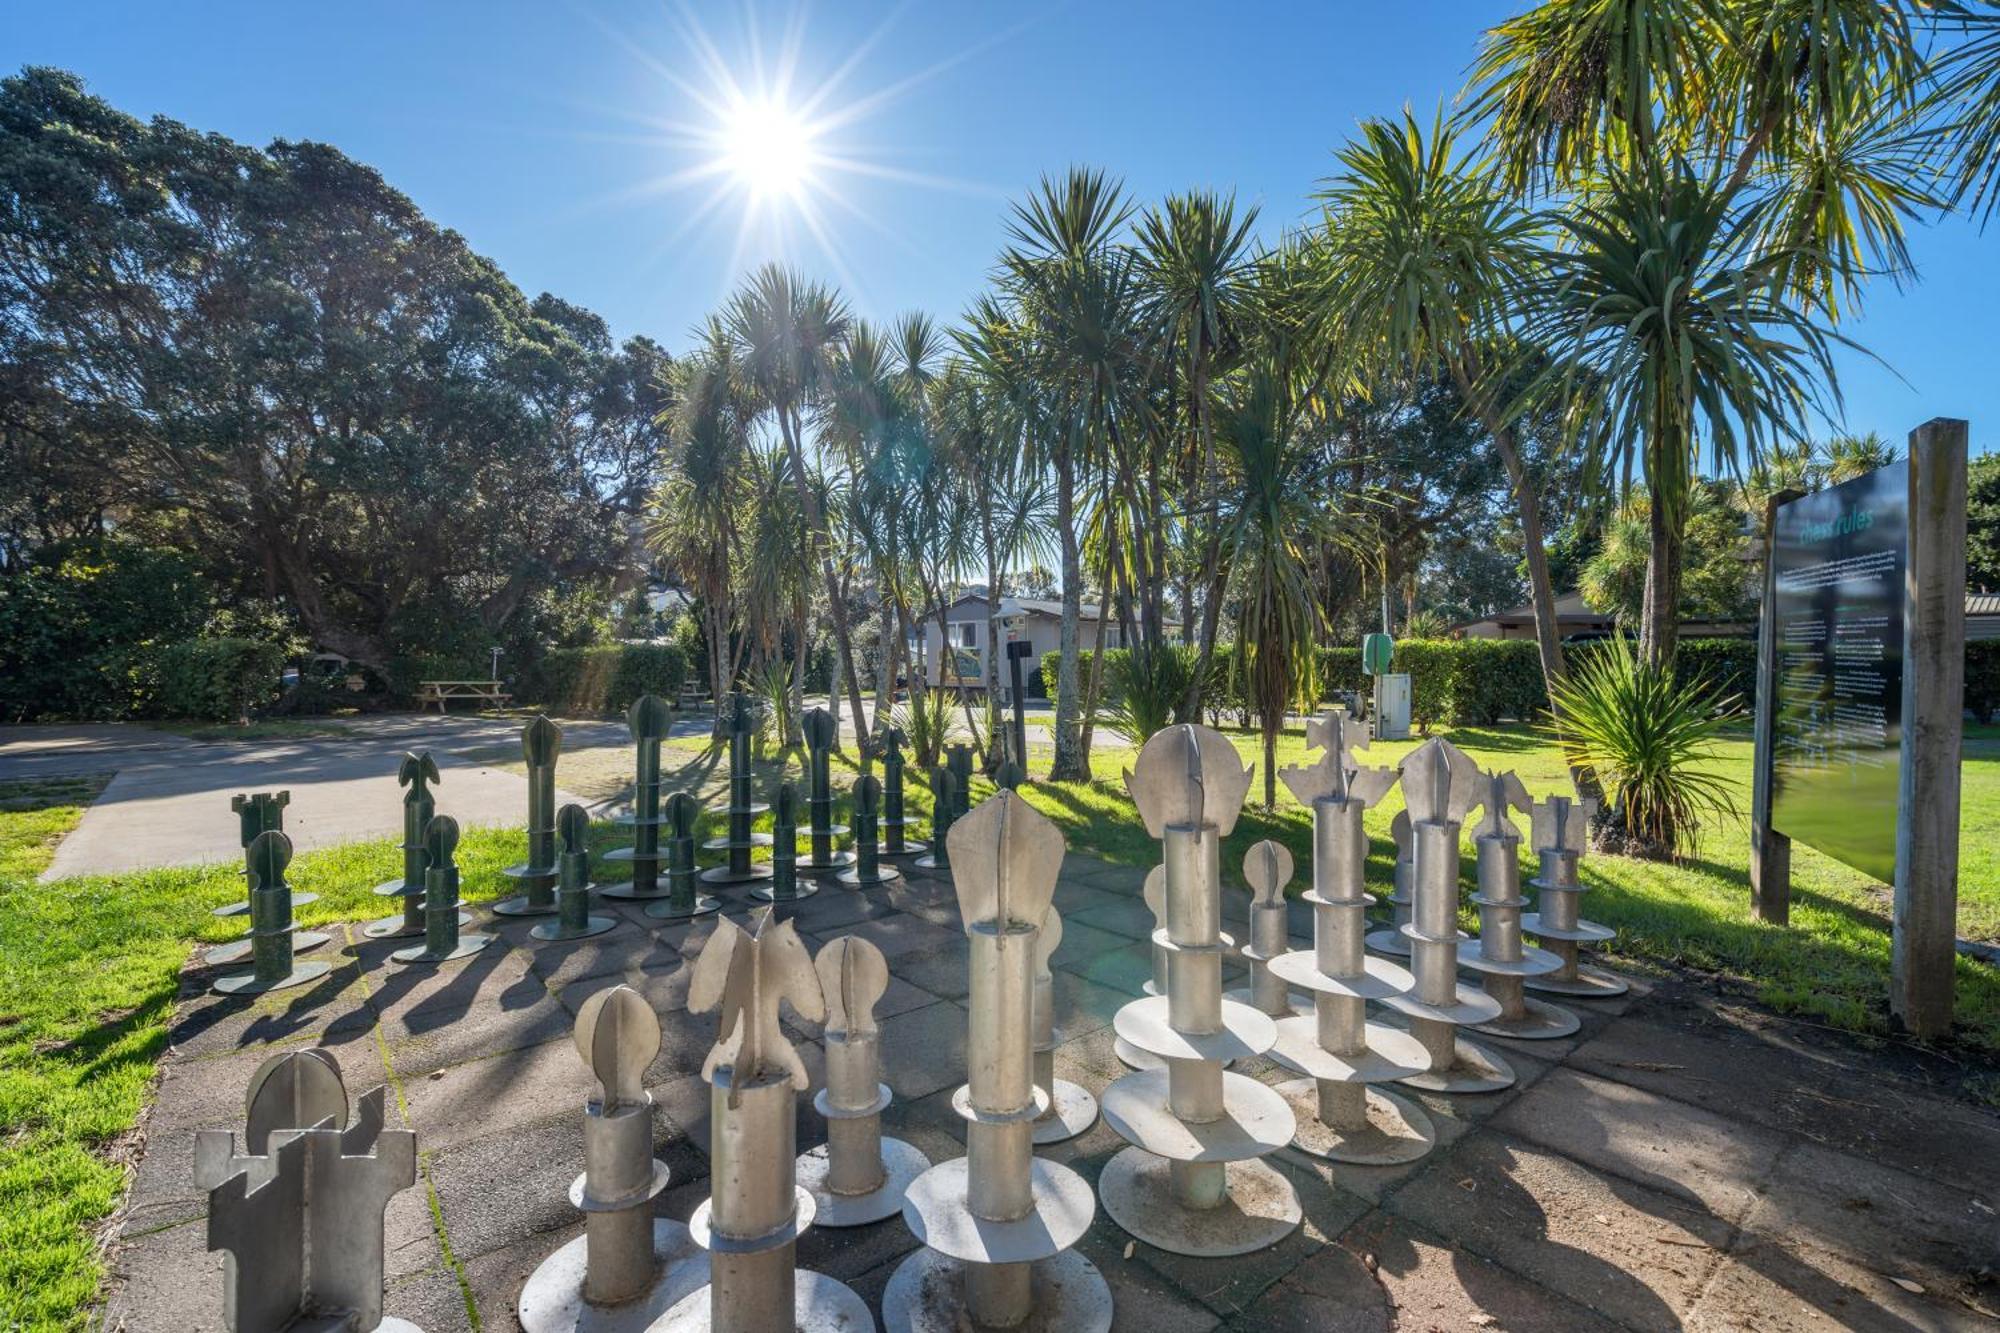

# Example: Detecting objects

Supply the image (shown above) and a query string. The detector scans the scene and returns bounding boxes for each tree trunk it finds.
[1075,537,1115,777]
[874,591,893,735]
[1640,497,1684,671]
[775,404,871,750]
[984,540,1005,771]
[789,594,806,747]
[1050,446,1087,782]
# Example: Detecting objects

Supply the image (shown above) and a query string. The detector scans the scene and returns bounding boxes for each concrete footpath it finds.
[102,854,2000,1332]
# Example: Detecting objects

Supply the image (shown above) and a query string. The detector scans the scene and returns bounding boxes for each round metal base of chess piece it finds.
[216,891,319,918]
[1523,965,1629,998]
[1031,1078,1099,1146]
[1392,1033,1516,1094]
[531,914,618,943]
[643,894,721,920]
[650,1269,874,1333]
[833,864,900,889]
[211,959,332,996]
[795,1134,930,1228]
[880,840,927,858]
[1096,1147,1302,1258]
[1099,1068,1296,1165]
[1471,994,1581,1040]
[701,831,773,852]
[595,883,667,902]
[205,931,330,967]
[492,894,560,918]
[697,863,773,886]
[375,1321,424,1332]
[1222,986,1312,1020]
[517,1219,704,1333]
[795,851,855,874]
[1365,925,1467,958]
[908,852,950,871]
[881,1246,1113,1333]
[1270,1080,1436,1166]
[361,911,470,940]
[390,933,493,965]
[1112,1036,1163,1072]
[751,880,819,902]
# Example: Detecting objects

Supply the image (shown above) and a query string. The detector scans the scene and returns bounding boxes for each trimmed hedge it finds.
[524,642,688,715]
[1969,640,2000,724]
[141,637,286,723]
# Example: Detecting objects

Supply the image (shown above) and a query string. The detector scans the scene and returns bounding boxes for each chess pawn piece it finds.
[755,782,816,902]
[1113,866,1172,1072]
[1523,794,1628,998]
[1225,841,1309,1019]
[212,831,332,996]
[835,775,901,888]
[654,792,721,919]
[795,708,854,873]
[531,805,618,942]
[391,816,492,965]
[601,695,677,903]
[496,716,564,916]
[699,694,774,886]
[1030,906,1099,1145]
[364,755,467,940]
[210,791,327,964]
[911,768,956,871]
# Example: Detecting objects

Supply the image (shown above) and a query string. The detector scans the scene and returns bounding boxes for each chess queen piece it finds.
[391,816,492,965]
[195,1050,422,1331]
[653,792,722,919]
[496,716,564,916]
[518,986,701,1331]
[653,909,872,1332]
[210,791,327,965]
[911,767,956,872]
[1030,905,1099,1145]
[364,755,466,940]
[700,694,774,886]
[834,776,901,889]
[1461,772,1576,1040]
[795,937,929,1225]
[1099,725,1301,1258]
[531,805,618,942]
[794,709,854,874]
[601,695,676,904]
[755,782,817,903]
[1112,865,1170,1072]
[877,728,926,857]
[1523,794,1627,998]
[1380,739,1514,1094]
[1224,841,1310,1020]
[1266,713,1434,1164]
[212,831,332,996]
[884,792,1110,1332]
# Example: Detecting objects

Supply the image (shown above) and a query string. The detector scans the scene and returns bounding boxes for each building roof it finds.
[1971,593,2000,617]
[935,591,1181,627]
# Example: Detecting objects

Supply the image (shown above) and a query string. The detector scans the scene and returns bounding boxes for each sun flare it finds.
[720,97,816,199]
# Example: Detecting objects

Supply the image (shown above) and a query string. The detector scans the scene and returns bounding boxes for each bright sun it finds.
[721,98,815,199]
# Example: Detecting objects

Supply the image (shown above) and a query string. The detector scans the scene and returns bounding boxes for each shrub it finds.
[1969,641,2000,725]
[1100,644,1196,743]
[525,642,688,715]
[142,638,286,723]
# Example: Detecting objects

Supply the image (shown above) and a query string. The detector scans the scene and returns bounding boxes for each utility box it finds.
[1374,672,1412,741]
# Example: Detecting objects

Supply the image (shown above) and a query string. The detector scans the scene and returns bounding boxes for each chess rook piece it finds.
[1379,739,1514,1094]
[532,805,617,942]
[884,793,1110,1332]
[911,767,956,871]
[1030,906,1098,1145]
[601,695,677,903]
[210,791,326,965]
[496,716,564,916]
[1523,794,1627,998]
[649,792,721,919]
[211,831,331,996]
[391,816,492,965]
[835,775,900,888]
[877,729,925,856]
[1224,841,1309,1020]
[796,937,929,1225]
[795,709,853,873]
[1099,725,1301,1258]
[194,1050,422,1332]
[700,694,774,886]
[653,910,872,1332]
[364,755,466,940]
[1266,713,1435,1164]
[1462,772,1576,1039]
[754,782,816,902]
[1112,866,1172,1072]
[518,986,701,1331]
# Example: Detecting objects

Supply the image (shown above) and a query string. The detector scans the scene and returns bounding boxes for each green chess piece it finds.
[208,791,327,966]
[212,831,332,996]
[946,744,974,818]
[878,728,925,856]
[836,774,900,888]
[796,708,853,873]
[393,816,493,964]
[533,804,617,941]
[913,767,956,871]
[363,753,467,940]
[496,715,563,916]
[649,791,720,919]
[996,760,1027,792]
[700,692,773,885]
[601,694,676,901]
[756,781,815,903]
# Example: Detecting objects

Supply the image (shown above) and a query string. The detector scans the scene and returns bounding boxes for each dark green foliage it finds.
[1971,453,2000,595]
[1968,641,2000,725]
[523,643,687,716]
[140,638,286,723]
[1100,644,1198,742]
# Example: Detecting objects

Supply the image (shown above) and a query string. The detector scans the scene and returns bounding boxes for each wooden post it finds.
[1750,489,1801,924]
[1892,418,1968,1039]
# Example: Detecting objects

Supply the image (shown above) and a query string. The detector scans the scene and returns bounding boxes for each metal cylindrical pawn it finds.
[700,694,774,886]
[531,805,617,943]
[1113,866,1171,1072]
[1030,906,1099,1145]
[1378,739,1514,1094]
[649,792,720,919]
[391,816,492,965]
[836,776,901,888]
[885,793,1110,1333]
[518,987,701,1331]
[496,716,563,916]
[878,728,926,857]
[753,783,816,903]
[654,909,871,1333]
[911,767,956,871]
[1099,725,1301,1258]
[601,695,677,904]
[796,937,928,1225]
[210,791,328,964]
[1224,841,1309,1020]
[1460,774,1577,1040]
[212,831,332,995]
[795,709,854,874]
[1523,794,1628,998]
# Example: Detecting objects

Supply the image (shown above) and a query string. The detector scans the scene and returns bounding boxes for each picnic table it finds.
[416,679,511,713]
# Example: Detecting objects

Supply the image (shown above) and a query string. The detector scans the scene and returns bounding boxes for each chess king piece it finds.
[1225,840,1310,1019]
[1461,771,1576,1040]
[653,909,873,1332]
[653,792,721,919]
[1030,905,1099,1145]
[1522,793,1628,998]
[884,792,1110,1333]
[518,986,702,1331]
[1099,725,1301,1257]
[601,694,677,904]
[795,937,929,1225]
[700,694,774,886]
[795,708,854,873]
[496,715,564,916]
[531,804,618,942]
[1379,738,1514,1094]
[834,775,901,889]
[212,831,332,996]
[877,728,926,856]
[364,754,466,940]
[390,816,493,965]
[195,1050,422,1332]
[210,790,327,965]
[1267,712,1435,1164]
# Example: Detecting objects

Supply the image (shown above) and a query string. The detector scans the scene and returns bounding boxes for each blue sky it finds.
[7,2,1994,451]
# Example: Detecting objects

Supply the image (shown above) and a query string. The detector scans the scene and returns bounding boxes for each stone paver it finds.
[101,850,2000,1332]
